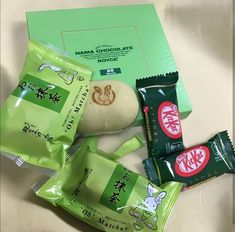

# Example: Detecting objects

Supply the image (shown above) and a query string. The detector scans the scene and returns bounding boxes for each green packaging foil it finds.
[0,41,92,171]
[34,136,183,232]
[144,131,235,190]
[136,72,184,159]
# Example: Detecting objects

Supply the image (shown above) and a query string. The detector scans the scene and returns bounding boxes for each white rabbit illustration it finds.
[38,62,80,85]
[144,183,166,212]
[129,183,167,231]
[38,63,62,72]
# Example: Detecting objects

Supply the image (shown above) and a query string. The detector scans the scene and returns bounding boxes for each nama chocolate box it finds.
[26,4,192,125]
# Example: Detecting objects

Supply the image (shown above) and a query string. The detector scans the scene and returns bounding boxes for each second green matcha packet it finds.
[33,136,183,232]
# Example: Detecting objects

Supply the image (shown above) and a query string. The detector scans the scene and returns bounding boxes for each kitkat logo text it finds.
[158,101,182,139]
[175,146,210,177]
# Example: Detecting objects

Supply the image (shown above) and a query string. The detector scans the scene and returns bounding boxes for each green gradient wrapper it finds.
[0,41,92,171]
[34,136,182,232]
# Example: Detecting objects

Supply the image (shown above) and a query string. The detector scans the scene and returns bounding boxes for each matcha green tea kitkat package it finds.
[136,72,184,159]
[33,136,183,232]
[0,41,92,171]
[144,131,235,190]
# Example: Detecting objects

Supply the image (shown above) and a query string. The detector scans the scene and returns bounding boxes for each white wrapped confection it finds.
[77,80,139,135]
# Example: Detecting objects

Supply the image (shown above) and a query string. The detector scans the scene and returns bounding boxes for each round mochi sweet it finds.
[77,80,139,135]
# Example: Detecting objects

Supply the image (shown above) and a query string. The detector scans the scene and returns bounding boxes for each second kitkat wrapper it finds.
[136,72,184,159]
[33,135,183,232]
[0,41,92,171]
[144,131,235,189]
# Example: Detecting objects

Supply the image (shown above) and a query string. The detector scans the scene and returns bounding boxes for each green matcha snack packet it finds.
[0,41,92,171]
[33,134,183,232]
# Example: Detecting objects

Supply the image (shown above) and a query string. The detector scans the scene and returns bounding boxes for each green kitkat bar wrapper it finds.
[136,72,184,159]
[144,131,235,190]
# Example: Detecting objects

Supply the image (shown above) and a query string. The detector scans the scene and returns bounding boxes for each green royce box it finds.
[26,4,192,125]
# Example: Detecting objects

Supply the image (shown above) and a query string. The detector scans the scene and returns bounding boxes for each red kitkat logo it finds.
[175,146,210,177]
[158,101,182,139]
